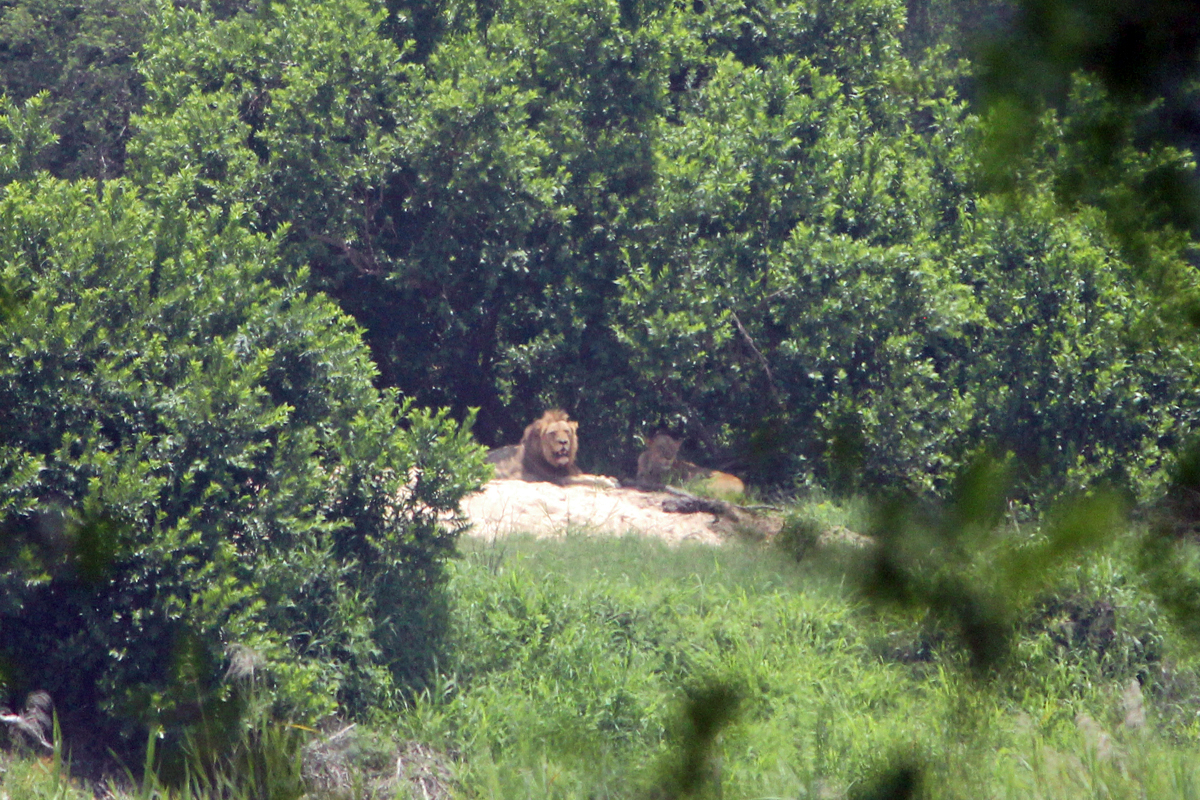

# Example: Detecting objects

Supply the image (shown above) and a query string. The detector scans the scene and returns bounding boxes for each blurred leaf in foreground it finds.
[1141,438,1200,641]
[656,682,741,799]
[856,454,1126,675]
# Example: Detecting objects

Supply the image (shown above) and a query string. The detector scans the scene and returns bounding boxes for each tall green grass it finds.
[7,521,1200,798]
[392,530,1200,799]
[0,705,308,800]
[0,716,92,800]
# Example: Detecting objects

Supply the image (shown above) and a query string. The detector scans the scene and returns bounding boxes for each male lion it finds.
[636,433,745,500]
[487,410,618,489]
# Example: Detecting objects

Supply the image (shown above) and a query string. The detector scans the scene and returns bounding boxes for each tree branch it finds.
[730,309,781,401]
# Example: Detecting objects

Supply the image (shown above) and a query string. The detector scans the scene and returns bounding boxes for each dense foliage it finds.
[0,172,488,753]
[110,0,1200,500]
[0,0,1194,500]
[0,0,146,179]
[4,0,1200,777]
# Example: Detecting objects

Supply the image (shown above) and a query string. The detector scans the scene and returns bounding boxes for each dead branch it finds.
[730,309,781,401]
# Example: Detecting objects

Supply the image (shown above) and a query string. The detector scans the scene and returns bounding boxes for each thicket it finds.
[108,0,1196,501]
[0,0,1194,501]
[4,0,1200,787]
[0,165,489,759]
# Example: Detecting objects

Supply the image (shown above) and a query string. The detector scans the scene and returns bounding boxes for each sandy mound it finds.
[458,479,750,546]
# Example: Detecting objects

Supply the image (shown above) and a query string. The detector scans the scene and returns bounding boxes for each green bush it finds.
[0,0,149,180]
[613,54,1200,500]
[0,175,489,758]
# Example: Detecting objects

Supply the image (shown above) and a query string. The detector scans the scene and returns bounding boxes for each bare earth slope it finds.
[458,479,749,546]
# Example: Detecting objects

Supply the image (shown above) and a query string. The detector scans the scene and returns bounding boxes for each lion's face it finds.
[650,433,682,463]
[539,421,577,468]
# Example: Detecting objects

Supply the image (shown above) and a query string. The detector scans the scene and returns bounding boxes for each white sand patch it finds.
[458,479,733,546]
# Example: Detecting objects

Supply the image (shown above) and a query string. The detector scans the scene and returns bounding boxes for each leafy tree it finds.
[129,0,680,448]
[0,91,58,183]
[392,0,681,442]
[0,173,488,758]
[689,0,905,79]
[978,0,1200,310]
[0,0,149,179]
[122,0,1199,502]
[610,20,1198,499]
[971,0,1200,669]
[130,0,407,265]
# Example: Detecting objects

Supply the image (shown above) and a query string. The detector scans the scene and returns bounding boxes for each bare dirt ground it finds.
[458,479,779,546]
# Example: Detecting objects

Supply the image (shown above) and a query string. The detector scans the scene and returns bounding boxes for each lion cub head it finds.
[637,432,681,483]
[636,432,745,500]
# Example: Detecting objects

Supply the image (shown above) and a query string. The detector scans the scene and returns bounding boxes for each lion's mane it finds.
[487,409,583,484]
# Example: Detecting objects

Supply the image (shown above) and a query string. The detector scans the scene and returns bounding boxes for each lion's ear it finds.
[569,421,579,432]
